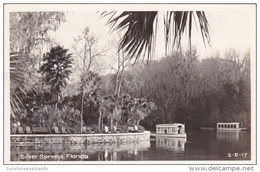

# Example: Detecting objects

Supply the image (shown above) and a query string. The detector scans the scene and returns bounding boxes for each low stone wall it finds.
[11,131,151,144]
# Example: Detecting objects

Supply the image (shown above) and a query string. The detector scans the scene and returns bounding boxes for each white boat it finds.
[153,123,187,138]
[216,122,246,131]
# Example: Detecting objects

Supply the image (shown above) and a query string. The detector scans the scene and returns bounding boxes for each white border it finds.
[3,3,257,165]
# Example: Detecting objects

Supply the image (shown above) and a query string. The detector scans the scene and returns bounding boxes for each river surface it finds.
[11,129,251,161]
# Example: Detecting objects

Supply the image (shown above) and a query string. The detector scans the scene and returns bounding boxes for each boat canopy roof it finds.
[217,122,240,125]
[156,123,184,127]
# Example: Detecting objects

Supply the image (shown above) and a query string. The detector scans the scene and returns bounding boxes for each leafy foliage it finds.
[80,71,102,125]
[116,49,251,129]
[99,94,157,128]
[9,12,65,123]
[10,52,26,117]
[40,46,73,100]
[10,12,250,134]
[10,12,65,54]
[30,105,80,133]
[80,71,102,104]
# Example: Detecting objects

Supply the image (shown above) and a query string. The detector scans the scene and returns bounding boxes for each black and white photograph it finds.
[3,3,256,165]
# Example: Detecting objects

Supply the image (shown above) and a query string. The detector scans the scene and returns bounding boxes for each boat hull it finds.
[217,128,246,131]
[151,133,187,138]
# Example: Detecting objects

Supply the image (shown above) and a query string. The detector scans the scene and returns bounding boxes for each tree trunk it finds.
[55,93,59,110]
[117,68,125,96]
[101,115,103,129]
[163,107,167,123]
[137,119,141,125]
[80,90,85,133]
[207,97,210,126]
[98,109,102,129]
[110,113,113,129]
[114,68,120,95]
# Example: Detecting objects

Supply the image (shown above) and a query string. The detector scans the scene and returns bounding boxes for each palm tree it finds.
[10,52,26,118]
[102,11,210,61]
[40,46,73,107]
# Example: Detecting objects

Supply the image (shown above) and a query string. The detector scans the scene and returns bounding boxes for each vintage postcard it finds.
[3,3,256,165]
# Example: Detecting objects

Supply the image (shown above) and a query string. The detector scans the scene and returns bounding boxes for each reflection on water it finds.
[11,130,251,161]
[156,137,186,152]
[184,130,251,160]
[11,140,150,161]
[217,130,242,141]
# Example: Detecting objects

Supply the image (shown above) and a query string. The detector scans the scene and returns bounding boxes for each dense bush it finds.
[116,125,129,133]
[137,125,145,132]
[88,124,102,133]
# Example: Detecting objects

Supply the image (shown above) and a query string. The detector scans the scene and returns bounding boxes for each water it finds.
[11,129,251,161]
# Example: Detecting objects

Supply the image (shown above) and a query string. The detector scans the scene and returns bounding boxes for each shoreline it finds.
[10,131,151,144]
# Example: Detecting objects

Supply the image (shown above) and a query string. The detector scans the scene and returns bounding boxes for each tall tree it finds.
[110,36,132,97]
[72,26,106,74]
[71,26,106,132]
[40,46,73,108]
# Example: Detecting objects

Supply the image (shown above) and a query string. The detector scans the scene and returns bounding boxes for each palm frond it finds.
[195,11,211,46]
[103,11,158,62]
[10,52,26,116]
[10,52,26,86]
[40,46,73,95]
[101,11,210,61]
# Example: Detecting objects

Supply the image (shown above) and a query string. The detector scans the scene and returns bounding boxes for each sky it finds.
[44,4,256,77]
[50,7,254,62]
